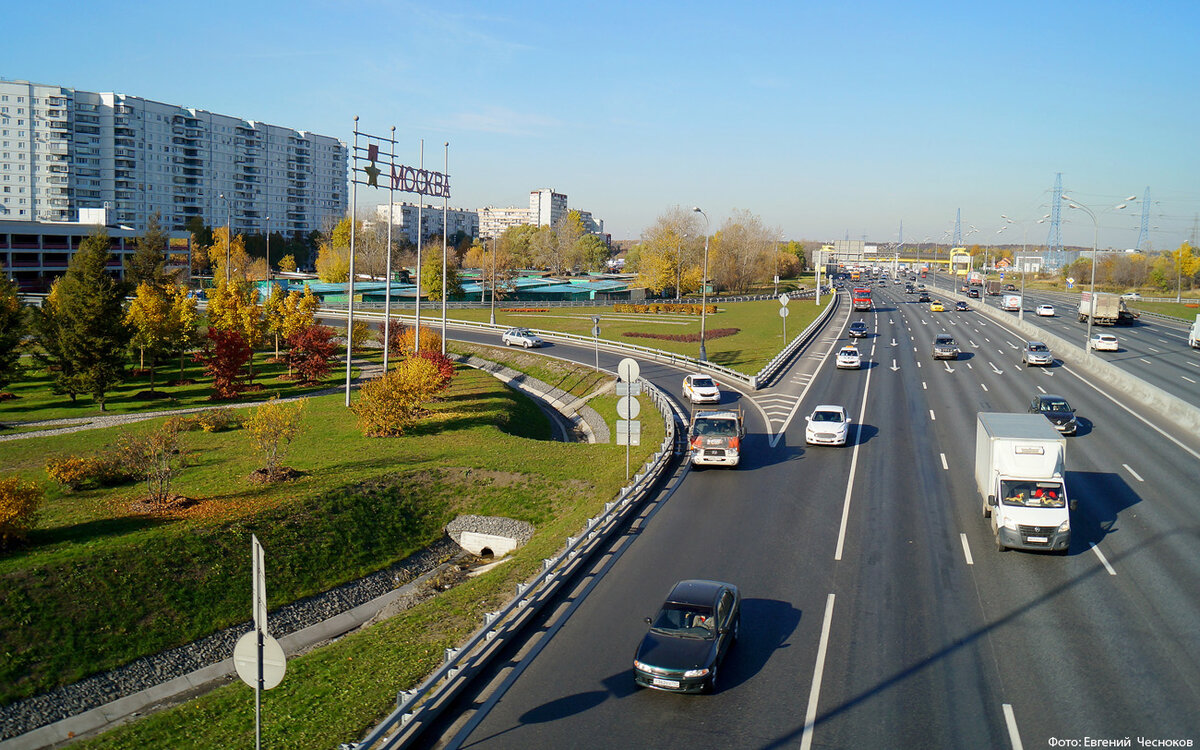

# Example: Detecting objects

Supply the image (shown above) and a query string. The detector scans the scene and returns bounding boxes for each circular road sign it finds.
[233,631,286,690]
[779,307,790,318]
[779,293,790,306]
[592,325,601,337]
[617,357,640,382]
[617,396,641,419]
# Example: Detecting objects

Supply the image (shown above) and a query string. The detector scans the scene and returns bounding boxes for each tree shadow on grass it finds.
[28,514,168,549]
[708,349,743,367]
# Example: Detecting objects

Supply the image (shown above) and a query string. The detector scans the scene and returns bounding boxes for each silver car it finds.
[1021,341,1054,367]
[501,328,544,348]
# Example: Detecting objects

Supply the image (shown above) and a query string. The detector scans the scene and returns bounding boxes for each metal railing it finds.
[347,378,679,749]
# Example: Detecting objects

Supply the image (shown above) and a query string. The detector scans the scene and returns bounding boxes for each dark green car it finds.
[633,579,740,694]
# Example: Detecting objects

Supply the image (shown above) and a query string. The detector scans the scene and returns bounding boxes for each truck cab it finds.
[688,407,745,468]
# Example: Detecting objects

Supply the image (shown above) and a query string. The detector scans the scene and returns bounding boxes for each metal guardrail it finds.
[752,290,839,388]
[347,378,679,750]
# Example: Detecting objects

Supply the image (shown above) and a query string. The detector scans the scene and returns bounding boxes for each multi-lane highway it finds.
[409,288,1200,749]
[923,272,1200,405]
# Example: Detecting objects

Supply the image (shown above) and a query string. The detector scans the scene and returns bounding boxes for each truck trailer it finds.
[1188,314,1200,349]
[986,280,1001,296]
[1078,291,1138,325]
[1000,293,1021,311]
[977,413,1074,553]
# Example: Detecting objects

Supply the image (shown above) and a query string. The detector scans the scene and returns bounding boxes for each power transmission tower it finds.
[1135,186,1150,251]
[1047,173,1063,268]
[953,209,962,247]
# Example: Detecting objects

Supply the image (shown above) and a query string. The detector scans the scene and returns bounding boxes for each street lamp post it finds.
[693,207,710,362]
[1063,196,1137,356]
[675,231,688,302]
[219,193,231,280]
[1001,214,1049,320]
[265,216,271,283]
[489,236,497,325]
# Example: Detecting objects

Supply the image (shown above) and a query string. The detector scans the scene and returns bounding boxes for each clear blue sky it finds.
[4,0,1198,249]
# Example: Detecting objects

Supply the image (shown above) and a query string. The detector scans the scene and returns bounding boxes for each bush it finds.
[414,349,456,391]
[193,328,251,399]
[612,303,714,315]
[45,455,116,491]
[622,327,740,343]
[116,421,188,505]
[392,326,444,358]
[245,397,308,480]
[285,325,337,384]
[195,407,241,433]
[349,320,373,353]
[351,356,444,437]
[378,318,410,357]
[0,476,42,549]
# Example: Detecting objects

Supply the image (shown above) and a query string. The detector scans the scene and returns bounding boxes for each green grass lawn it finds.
[425,294,831,375]
[0,362,664,711]
[1126,300,1200,320]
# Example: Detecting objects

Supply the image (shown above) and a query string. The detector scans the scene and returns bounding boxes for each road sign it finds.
[615,381,642,396]
[617,396,641,419]
[592,325,601,337]
[617,357,640,382]
[779,307,789,318]
[1067,277,1076,285]
[591,315,601,324]
[234,631,286,690]
[252,535,267,634]
[616,419,641,446]
[779,293,790,306]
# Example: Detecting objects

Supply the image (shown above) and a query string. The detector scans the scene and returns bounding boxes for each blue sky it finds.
[3,0,1198,248]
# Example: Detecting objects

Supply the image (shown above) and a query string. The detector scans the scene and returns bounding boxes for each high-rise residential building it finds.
[529,188,566,228]
[0,79,347,236]
[374,202,479,244]
[478,205,533,239]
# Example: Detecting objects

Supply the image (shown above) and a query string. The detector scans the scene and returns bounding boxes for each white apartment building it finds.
[0,79,346,236]
[374,201,479,244]
[478,205,533,239]
[529,188,566,228]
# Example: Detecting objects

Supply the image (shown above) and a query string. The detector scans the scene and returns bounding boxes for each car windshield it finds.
[840,348,857,356]
[812,411,844,423]
[691,378,715,388]
[1028,344,1048,352]
[650,603,716,639]
[694,418,737,436]
[1000,480,1066,508]
[1040,399,1072,413]
[936,336,955,345]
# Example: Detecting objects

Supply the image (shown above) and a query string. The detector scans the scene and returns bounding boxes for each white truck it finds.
[1000,293,1021,312]
[1078,291,1137,325]
[688,406,745,468]
[1189,314,1200,349]
[977,413,1075,553]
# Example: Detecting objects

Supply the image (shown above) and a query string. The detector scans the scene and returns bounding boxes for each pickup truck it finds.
[688,407,745,468]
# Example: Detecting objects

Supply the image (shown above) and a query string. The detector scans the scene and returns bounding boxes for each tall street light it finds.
[693,207,710,361]
[675,230,688,302]
[1063,195,1137,356]
[219,192,231,280]
[1001,214,1050,320]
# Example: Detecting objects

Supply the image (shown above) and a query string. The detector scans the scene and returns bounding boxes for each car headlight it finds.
[1058,520,1070,533]
[633,659,648,672]
[683,668,710,678]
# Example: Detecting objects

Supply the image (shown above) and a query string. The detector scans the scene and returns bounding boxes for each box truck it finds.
[688,406,745,468]
[1000,293,1021,311]
[1188,314,1200,349]
[977,413,1074,553]
[1078,291,1137,325]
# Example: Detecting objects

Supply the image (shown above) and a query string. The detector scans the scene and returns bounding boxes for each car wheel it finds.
[706,665,719,694]
[982,502,991,519]
[995,533,1007,552]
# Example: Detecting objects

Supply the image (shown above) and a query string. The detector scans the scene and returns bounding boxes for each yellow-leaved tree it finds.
[277,254,297,273]
[206,279,267,381]
[165,284,202,382]
[245,397,308,481]
[209,227,254,284]
[351,356,443,437]
[315,217,352,283]
[125,281,173,392]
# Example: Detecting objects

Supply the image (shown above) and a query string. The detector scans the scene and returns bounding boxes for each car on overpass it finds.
[848,321,870,338]
[1021,341,1054,367]
[930,300,945,312]
[836,345,862,369]
[955,301,969,311]
[633,579,740,694]
[1029,394,1078,435]
[682,374,721,404]
[805,405,851,446]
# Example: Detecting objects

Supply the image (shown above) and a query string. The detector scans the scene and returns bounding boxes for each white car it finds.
[835,345,861,369]
[682,374,721,404]
[1090,333,1119,351]
[1036,304,1055,317]
[501,328,543,348]
[1120,292,1143,301]
[805,405,851,446]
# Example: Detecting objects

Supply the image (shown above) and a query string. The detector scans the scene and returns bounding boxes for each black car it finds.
[917,292,932,303]
[967,288,980,298]
[1029,394,1077,435]
[633,579,740,693]
[848,320,869,338]
[955,300,969,311]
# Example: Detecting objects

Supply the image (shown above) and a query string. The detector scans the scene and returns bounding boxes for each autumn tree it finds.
[500,223,539,268]
[51,230,131,410]
[708,210,780,294]
[165,284,203,382]
[351,356,446,437]
[263,284,288,359]
[206,278,267,381]
[0,275,23,394]
[277,254,297,273]
[635,207,705,297]
[125,212,172,288]
[210,227,255,284]
[125,281,174,392]
[194,328,251,399]
[315,216,352,283]
[285,325,337,384]
[245,397,308,480]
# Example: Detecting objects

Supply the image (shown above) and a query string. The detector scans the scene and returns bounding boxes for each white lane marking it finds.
[834,355,876,561]
[1189,361,1200,368]
[1139,358,1152,364]
[916,361,922,368]
[1003,704,1025,750]
[980,383,989,391]
[1158,338,1171,344]
[960,533,974,565]
[1037,385,1046,394]
[1183,376,1197,384]
[966,362,973,369]
[800,593,836,750]
[929,410,936,421]
[922,381,927,390]
[1090,543,1117,576]
[1147,346,1160,353]
[940,452,948,470]
[1122,463,1144,482]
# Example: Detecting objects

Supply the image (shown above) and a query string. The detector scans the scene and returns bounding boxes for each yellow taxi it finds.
[929,300,945,312]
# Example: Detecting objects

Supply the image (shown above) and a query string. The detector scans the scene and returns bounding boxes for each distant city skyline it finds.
[5,0,1197,248]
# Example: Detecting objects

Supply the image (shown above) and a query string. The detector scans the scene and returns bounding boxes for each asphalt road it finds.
[355,296,1200,750]
[922,272,1200,406]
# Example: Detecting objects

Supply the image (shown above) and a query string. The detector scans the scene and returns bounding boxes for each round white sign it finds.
[617,396,641,419]
[617,357,640,382]
[233,631,286,690]
[779,307,790,318]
